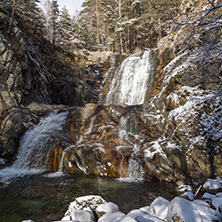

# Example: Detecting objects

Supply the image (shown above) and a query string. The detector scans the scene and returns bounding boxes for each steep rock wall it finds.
[0,3,108,161]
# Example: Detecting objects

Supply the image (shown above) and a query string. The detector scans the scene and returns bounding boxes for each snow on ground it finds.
[203,178,222,190]
[22,177,222,222]
[143,137,167,159]
[169,86,215,122]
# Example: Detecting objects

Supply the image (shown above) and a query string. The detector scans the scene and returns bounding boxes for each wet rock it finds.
[63,104,136,178]
[27,102,67,116]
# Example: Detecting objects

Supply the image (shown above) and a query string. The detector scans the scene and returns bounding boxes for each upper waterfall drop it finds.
[105,50,152,105]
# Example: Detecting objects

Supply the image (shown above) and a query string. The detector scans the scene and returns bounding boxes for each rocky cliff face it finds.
[0,3,107,161]
[142,43,222,182]
[1,1,221,184]
[42,41,222,183]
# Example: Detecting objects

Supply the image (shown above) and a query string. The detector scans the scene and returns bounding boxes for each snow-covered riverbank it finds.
[22,178,222,222]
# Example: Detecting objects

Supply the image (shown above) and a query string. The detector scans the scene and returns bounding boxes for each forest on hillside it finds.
[3,0,184,54]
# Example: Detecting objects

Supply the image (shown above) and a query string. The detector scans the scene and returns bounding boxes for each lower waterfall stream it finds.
[0,110,68,183]
[118,115,145,181]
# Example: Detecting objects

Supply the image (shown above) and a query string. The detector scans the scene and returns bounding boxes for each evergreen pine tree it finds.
[49,0,60,45]
[59,5,73,49]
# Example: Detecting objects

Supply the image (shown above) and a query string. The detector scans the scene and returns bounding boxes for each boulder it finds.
[135,214,164,222]
[193,200,217,221]
[70,209,93,222]
[96,202,119,217]
[212,198,222,212]
[119,216,137,222]
[203,179,222,192]
[98,211,126,222]
[146,196,170,219]
[127,209,147,218]
[65,195,106,214]
[166,197,202,221]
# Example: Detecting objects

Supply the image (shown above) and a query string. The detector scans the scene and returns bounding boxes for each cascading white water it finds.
[106,50,152,105]
[118,115,145,181]
[0,110,68,182]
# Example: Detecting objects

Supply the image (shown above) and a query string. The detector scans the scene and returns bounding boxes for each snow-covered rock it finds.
[181,191,195,201]
[139,206,150,213]
[216,192,222,198]
[135,214,164,222]
[177,184,193,192]
[127,209,147,218]
[212,197,222,211]
[119,216,137,222]
[98,211,126,222]
[202,192,216,202]
[166,197,202,221]
[63,195,106,221]
[21,220,34,222]
[193,200,218,221]
[146,196,170,219]
[203,178,222,191]
[96,202,119,215]
[70,209,93,222]
[61,215,71,221]
[64,195,106,216]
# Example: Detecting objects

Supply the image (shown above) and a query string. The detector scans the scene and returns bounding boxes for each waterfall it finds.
[118,115,145,181]
[106,50,152,105]
[0,110,68,182]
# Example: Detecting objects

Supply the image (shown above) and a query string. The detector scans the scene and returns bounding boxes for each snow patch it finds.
[143,138,167,159]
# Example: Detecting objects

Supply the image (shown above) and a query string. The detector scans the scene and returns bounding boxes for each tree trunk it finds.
[8,0,16,34]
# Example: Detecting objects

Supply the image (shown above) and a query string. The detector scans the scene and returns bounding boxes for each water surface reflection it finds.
[0,173,177,222]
